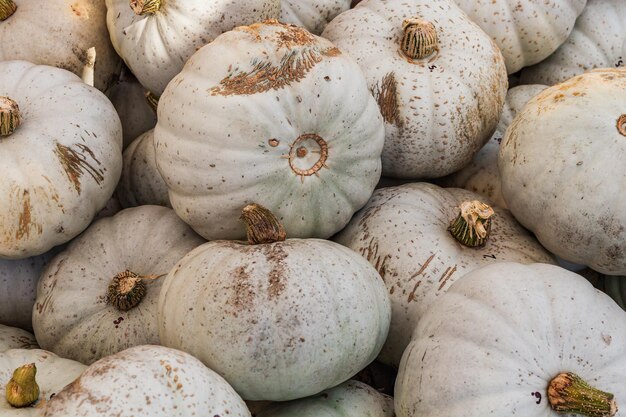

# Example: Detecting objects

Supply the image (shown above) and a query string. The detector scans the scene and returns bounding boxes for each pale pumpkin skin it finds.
[32,206,204,365]
[521,0,626,86]
[322,0,508,179]
[158,239,391,401]
[280,0,351,35]
[154,21,385,241]
[499,69,626,275]
[42,345,251,417]
[0,0,121,91]
[0,325,37,352]
[1,349,86,416]
[257,380,394,417]
[117,129,171,209]
[438,84,548,208]
[452,0,586,74]
[395,262,626,417]
[106,0,281,96]
[0,61,122,259]
[334,183,555,366]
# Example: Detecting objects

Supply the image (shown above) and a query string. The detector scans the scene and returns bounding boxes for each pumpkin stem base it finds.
[6,363,39,408]
[241,204,287,245]
[106,271,147,311]
[448,200,494,247]
[0,0,16,21]
[548,372,617,417]
[130,0,161,15]
[0,96,22,136]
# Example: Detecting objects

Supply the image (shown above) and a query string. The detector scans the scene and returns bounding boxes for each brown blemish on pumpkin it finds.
[264,244,288,299]
[54,142,104,194]
[359,237,391,281]
[276,24,317,48]
[228,266,256,314]
[70,3,89,18]
[617,114,626,137]
[407,253,435,302]
[372,72,402,127]
[437,265,457,290]
[15,189,42,240]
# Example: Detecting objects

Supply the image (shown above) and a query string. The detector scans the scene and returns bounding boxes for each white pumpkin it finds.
[499,69,626,275]
[521,0,626,85]
[117,129,171,209]
[396,262,626,417]
[154,20,384,241]
[32,205,204,365]
[322,0,508,179]
[105,0,281,96]
[42,345,250,417]
[0,61,122,259]
[158,204,391,401]
[0,0,121,91]
[334,183,555,366]
[437,84,548,208]
[1,349,86,416]
[0,326,37,352]
[452,0,586,74]
[257,380,394,417]
[280,0,351,35]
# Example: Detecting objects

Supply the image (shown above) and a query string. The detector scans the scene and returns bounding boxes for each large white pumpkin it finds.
[280,0,351,35]
[322,0,508,179]
[105,0,281,95]
[0,61,122,259]
[396,262,626,417]
[499,69,626,275]
[154,20,384,241]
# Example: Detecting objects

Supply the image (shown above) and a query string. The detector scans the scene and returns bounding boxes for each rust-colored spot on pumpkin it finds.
[372,72,402,127]
[16,190,42,240]
[276,24,317,48]
[437,265,457,291]
[268,138,279,147]
[54,143,104,194]
[360,237,391,281]
[70,3,89,18]
[617,114,626,137]
[264,244,288,299]
[228,266,255,314]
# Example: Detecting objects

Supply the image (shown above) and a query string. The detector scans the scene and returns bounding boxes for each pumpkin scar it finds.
[437,265,457,291]
[408,253,436,302]
[372,72,402,126]
[16,189,42,240]
[54,143,104,194]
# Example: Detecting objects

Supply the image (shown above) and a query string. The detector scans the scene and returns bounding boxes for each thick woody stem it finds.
[400,18,440,62]
[240,204,287,245]
[105,270,165,311]
[548,372,617,417]
[448,201,495,247]
[6,363,40,408]
[0,0,17,21]
[0,96,22,136]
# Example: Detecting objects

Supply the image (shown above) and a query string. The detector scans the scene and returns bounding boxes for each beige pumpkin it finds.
[32,205,204,365]
[334,183,555,366]
[0,0,121,91]
[280,0,351,35]
[0,325,37,352]
[322,0,508,179]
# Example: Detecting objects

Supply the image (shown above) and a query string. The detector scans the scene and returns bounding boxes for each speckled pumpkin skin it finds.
[42,345,251,417]
[281,0,351,35]
[452,0,586,74]
[521,0,626,86]
[334,183,555,366]
[499,69,626,275]
[395,262,626,417]
[106,0,281,95]
[32,206,204,365]
[0,325,38,352]
[438,84,548,208]
[154,21,384,241]
[0,61,122,260]
[322,0,508,179]
[158,239,391,401]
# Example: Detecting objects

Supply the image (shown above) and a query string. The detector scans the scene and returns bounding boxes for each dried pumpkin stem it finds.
[0,0,16,21]
[106,270,165,311]
[400,17,440,62]
[6,363,39,408]
[548,372,617,417]
[617,114,626,137]
[145,91,159,113]
[130,0,161,15]
[241,204,287,245]
[448,200,495,247]
[0,96,22,136]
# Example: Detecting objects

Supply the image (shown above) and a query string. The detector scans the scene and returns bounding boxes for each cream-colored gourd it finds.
[438,84,548,207]
[499,69,626,275]
[158,204,391,401]
[0,61,122,259]
[396,262,626,417]
[1,349,86,416]
[105,0,280,96]
[452,0,586,74]
[0,0,121,91]
[0,326,37,352]
[257,380,394,417]
[154,20,384,241]
[521,0,626,85]
[32,206,204,365]
[117,129,171,209]
[334,183,555,366]
[280,0,351,35]
[322,0,508,179]
[42,345,250,417]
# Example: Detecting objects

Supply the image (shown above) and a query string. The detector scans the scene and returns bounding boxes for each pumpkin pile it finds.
[0,0,625,416]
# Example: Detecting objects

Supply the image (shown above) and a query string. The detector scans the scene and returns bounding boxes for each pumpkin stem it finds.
[448,200,495,247]
[0,0,16,21]
[617,114,626,137]
[400,18,440,62]
[6,363,40,408]
[145,91,159,113]
[130,0,161,15]
[0,96,22,136]
[81,47,97,87]
[240,204,287,245]
[106,270,165,311]
[548,372,617,417]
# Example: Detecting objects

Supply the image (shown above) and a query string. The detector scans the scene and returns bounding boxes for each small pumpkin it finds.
[280,0,351,35]
[158,204,391,401]
[42,345,250,417]
[395,262,626,417]
[0,326,37,352]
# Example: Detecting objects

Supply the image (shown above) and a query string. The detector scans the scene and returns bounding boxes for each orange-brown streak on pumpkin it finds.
[407,253,436,302]
[15,189,42,240]
[54,143,104,194]
[437,265,457,291]
[373,72,402,127]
